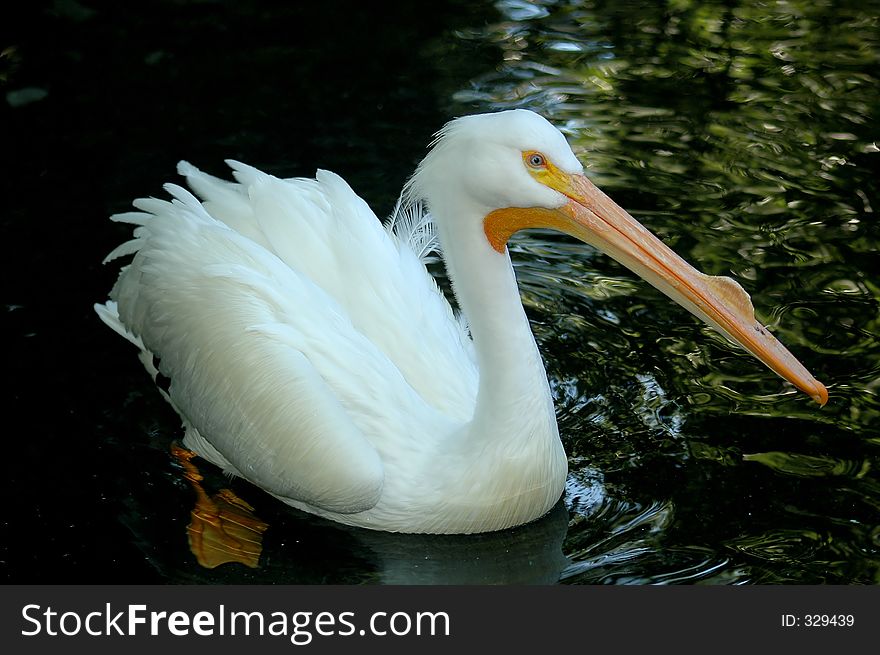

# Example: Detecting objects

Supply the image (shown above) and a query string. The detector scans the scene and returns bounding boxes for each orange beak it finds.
[484,168,828,405]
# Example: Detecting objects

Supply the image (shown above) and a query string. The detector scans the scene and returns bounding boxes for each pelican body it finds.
[96,110,826,534]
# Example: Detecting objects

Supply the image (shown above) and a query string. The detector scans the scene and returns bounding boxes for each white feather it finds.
[387,197,440,264]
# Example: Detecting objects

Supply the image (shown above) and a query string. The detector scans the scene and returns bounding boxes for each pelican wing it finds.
[177,161,477,418]
[98,165,477,512]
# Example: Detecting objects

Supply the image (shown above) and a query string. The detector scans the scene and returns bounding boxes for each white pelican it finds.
[96,109,827,535]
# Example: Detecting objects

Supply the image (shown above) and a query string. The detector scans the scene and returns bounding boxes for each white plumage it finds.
[97,110,826,534]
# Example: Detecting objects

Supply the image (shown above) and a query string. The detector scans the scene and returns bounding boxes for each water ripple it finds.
[448,0,880,584]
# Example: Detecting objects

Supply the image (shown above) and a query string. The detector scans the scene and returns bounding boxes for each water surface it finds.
[459,0,879,584]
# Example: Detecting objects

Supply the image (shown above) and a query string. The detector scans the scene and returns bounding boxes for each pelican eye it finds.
[526,152,547,169]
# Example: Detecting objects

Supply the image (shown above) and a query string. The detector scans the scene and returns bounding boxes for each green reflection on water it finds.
[448,0,880,583]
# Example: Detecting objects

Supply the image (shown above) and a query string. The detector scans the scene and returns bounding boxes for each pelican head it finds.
[408,109,583,212]
[409,109,828,405]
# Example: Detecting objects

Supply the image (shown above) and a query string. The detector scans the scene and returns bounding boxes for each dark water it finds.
[3,0,878,584]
